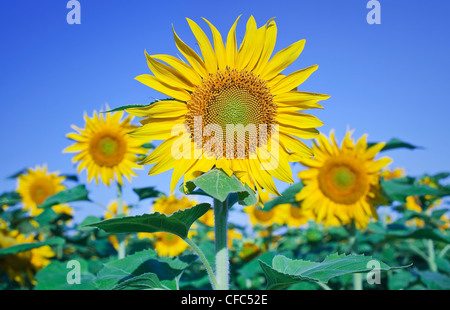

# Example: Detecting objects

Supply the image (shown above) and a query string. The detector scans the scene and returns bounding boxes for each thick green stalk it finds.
[213,197,229,290]
[116,183,126,260]
[184,238,218,290]
[349,222,363,290]
[426,239,437,272]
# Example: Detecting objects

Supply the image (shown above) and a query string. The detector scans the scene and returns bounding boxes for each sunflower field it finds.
[1,13,449,293]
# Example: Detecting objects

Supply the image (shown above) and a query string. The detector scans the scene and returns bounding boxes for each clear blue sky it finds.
[1,0,449,223]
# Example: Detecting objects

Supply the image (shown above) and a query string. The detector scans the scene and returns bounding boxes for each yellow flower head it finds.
[405,196,425,227]
[280,204,315,227]
[296,130,391,229]
[104,200,130,250]
[244,191,285,227]
[153,232,191,257]
[198,209,214,226]
[0,220,54,286]
[64,107,147,186]
[380,167,406,181]
[16,165,69,217]
[104,200,129,220]
[125,16,328,197]
[207,228,242,250]
[153,194,196,215]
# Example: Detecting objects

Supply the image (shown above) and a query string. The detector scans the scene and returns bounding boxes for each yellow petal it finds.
[186,18,218,73]
[128,101,188,119]
[129,117,184,141]
[145,51,195,91]
[248,158,280,196]
[279,133,314,157]
[202,18,227,71]
[279,125,319,139]
[236,15,258,70]
[172,25,208,78]
[135,74,191,102]
[152,54,203,86]
[225,15,241,69]
[270,65,318,95]
[277,111,324,129]
[260,39,305,81]
[245,25,267,72]
[254,20,277,76]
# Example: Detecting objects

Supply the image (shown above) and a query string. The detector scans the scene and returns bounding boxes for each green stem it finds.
[426,239,437,272]
[213,197,229,290]
[348,222,363,290]
[116,183,126,260]
[317,281,332,290]
[184,238,218,290]
[439,244,450,258]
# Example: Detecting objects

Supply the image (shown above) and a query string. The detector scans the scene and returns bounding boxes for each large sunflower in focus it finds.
[126,16,328,196]
[296,130,391,229]
[64,108,147,186]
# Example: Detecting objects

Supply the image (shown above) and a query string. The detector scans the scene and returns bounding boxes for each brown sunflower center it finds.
[289,205,305,219]
[318,157,369,205]
[89,132,126,167]
[253,207,274,222]
[185,68,277,159]
[29,178,54,205]
[159,233,179,246]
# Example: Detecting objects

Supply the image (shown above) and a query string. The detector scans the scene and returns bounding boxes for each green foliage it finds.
[1,138,449,291]
[182,168,257,206]
[259,253,408,289]
[39,185,90,209]
[0,237,65,257]
[132,186,163,200]
[94,249,197,290]
[368,138,421,152]
[86,203,211,239]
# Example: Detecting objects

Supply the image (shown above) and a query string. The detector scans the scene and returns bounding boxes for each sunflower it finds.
[152,194,196,215]
[16,165,70,217]
[280,203,315,227]
[126,16,328,197]
[64,108,147,186]
[104,201,130,250]
[380,167,405,181]
[243,191,285,227]
[405,196,425,227]
[153,231,197,257]
[198,209,214,226]
[206,228,242,250]
[296,130,391,229]
[0,220,54,286]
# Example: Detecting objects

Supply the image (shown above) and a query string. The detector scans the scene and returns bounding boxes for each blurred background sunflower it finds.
[296,130,391,229]
[64,108,147,186]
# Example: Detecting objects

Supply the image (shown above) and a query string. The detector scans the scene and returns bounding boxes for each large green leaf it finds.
[0,237,65,257]
[94,249,196,290]
[368,138,421,152]
[106,99,176,113]
[35,258,97,290]
[112,272,167,290]
[416,270,450,290]
[263,182,303,210]
[259,253,409,289]
[385,227,450,244]
[133,186,163,201]
[39,185,90,209]
[183,168,257,206]
[381,178,450,202]
[86,203,210,239]
[0,191,22,206]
